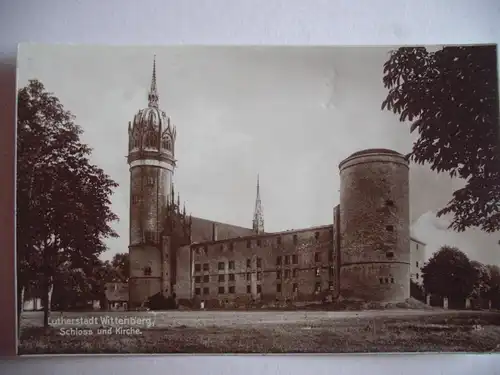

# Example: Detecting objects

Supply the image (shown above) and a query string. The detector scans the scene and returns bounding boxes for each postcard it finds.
[16,44,500,354]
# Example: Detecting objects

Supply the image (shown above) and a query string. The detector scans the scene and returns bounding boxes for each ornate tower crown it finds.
[128,56,177,157]
[252,174,265,234]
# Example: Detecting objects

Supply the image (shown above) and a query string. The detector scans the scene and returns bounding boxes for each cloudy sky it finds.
[17,45,499,265]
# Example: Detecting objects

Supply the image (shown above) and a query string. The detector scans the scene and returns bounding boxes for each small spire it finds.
[177,193,180,211]
[148,55,159,108]
[252,174,264,234]
[183,202,186,216]
[171,182,175,204]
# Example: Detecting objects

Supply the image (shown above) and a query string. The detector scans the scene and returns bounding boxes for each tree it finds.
[17,80,119,328]
[421,246,477,306]
[111,253,129,282]
[470,260,492,301]
[485,264,500,308]
[410,279,425,302]
[382,45,500,233]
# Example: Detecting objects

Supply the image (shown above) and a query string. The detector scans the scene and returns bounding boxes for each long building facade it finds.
[127,58,422,309]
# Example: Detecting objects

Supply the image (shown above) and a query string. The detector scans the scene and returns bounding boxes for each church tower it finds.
[127,56,177,308]
[252,175,264,234]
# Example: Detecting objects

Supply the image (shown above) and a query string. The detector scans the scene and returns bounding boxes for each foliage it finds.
[382,45,500,232]
[17,80,119,326]
[421,246,477,301]
[111,253,129,282]
[470,260,492,300]
[410,280,425,302]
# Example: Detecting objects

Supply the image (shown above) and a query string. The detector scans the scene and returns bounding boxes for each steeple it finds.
[148,55,159,108]
[252,174,264,234]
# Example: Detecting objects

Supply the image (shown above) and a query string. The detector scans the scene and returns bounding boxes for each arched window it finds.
[144,133,157,148]
[161,137,172,151]
[143,266,152,276]
[133,135,141,148]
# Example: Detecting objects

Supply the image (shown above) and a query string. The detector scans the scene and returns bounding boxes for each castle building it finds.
[127,58,421,309]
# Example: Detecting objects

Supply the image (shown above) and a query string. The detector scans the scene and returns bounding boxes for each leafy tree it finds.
[382,45,499,233]
[17,80,119,328]
[410,279,425,302]
[485,264,500,308]
[111,253,129,282]
[470,260,492,301]
[422,246,477,305]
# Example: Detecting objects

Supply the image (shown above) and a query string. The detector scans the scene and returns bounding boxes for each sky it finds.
[17,45,500,265]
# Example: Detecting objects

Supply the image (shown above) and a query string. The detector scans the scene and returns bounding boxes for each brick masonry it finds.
[338,149,410,301]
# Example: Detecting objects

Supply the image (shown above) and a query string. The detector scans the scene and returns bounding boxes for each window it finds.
[293,234,298,245]
[132,195,141,204]
[229,286,235,294]
[134,137,141,148]
[229,274,235,282]
[162,137,172,151]
[284,255,290,265]
[390,277,395,283]
[203,263,209,271]
[292,254,298,264]
[315,232,320,241]
[257,239,261,247]
[284,269,291,279]
[386,251,394,259]
[277,236,282,246]
[416,273,419,279]
[315,268,320,277]
[195,276,201,284]
[385,277,389,283]
[145,176,155,186]
[218,275,225,282]
[246,259,251,268]
[195,264,201,272]
[203,246,208,256]
[218,262,225,271]
[203,287,209,295]
[247,285,251,293]
[247,240,251,248]
[379,278,383,284]
[203,275,209,283]
[218,286,225,294]
[276,284,282,293]
[229,261,235,270]
[315,252,320,262]
[257,285,262,294]
[293,283,298,292]
[276,270,281,279]
[416,244,419,250]
[257,272,262,281]
[195,288,201,295]
[329,266,334,276]
[315,282,321,292]
[292,269,298,277]
[416,261,419,267]
[329,281,334,290]
[385,199,394,207]
[228,242,234,251]
[257,258,262,268]
[386,225,394,232]
[276,256,282,266]
[143,266,152,276]
[246,272,251,281]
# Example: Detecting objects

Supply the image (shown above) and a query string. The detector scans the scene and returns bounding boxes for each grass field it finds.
[18,310,500,354]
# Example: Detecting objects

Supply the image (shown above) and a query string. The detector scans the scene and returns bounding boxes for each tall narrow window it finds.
[143,266,152,276]
[293,235,298,245]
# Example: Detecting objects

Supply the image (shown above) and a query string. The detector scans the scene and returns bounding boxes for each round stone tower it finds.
[338,148,410,302]
[127,57,177,308]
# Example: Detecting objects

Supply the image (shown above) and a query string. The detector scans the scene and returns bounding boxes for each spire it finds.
[148,55,159,108]
[252,174,264,234]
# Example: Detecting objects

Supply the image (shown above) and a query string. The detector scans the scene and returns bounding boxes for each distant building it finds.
[105,282,128,310]
[126,57,417,309]
[410,237,426,285]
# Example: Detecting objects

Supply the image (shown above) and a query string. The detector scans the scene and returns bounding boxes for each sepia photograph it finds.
[16,44,500,354]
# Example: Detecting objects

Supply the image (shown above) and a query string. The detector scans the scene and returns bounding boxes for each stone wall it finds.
[178,225,336,306]
[339,149,410,302]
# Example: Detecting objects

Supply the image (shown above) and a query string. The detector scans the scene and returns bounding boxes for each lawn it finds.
[19,311,500,354]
